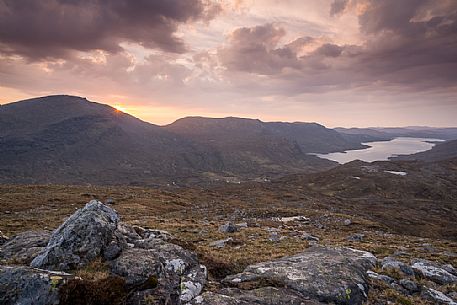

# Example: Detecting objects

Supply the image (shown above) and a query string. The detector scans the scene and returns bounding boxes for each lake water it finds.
[314,137,444,164]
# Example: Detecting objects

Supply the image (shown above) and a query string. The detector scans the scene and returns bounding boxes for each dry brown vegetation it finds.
[1,182,456,304]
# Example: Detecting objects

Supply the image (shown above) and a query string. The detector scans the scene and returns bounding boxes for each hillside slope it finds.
[0,95,342,185]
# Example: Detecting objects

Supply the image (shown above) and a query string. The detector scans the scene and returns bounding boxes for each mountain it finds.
[0,95,223,185]
[166,117,368,153]
[2,95,367,185]
[392,139,457,162]
[336,127,457,141]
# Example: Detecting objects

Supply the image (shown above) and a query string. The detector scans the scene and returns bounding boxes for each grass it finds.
[1,183,456,304]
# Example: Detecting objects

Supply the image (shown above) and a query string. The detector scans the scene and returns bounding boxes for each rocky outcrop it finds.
[0,265,77,305]
[190,288,324,305]
[1,200,208,305]
[111,239,207,303]
[0,230,8,246]
[0,231,50,264]
[31,200,123,271]
[219,222,238,233]
[421,287,457,305]
[412,259,457,284]
[381,256,415,276]
[219,246,376,305]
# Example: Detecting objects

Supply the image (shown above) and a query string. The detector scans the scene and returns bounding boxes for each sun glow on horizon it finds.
[114,104,128,113]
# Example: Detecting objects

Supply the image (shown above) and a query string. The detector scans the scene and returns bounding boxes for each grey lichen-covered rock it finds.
[399,279,420,294]
[219,222,238,233]
[412,259,457,284]
[421,287,457,305]
[0,265,77,305]
[0,231,50,264]
[0,230,8,245]
[209,238,233,248]
[188,288,324,305]
[367,270,395,284]
[112,239,207,303]
[223,246,376,305]
[381,257,415,276]
[31,200,122,271]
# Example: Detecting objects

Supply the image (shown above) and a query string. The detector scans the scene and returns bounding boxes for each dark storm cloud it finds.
[0,0,220,59]
[218,0,457,91]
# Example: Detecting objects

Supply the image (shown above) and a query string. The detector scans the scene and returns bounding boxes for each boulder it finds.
[223,246,376,305]
[399,279,420,294]
[0,265,77,305]
[412,259,457,284]
[31,200,123,271]
[219,222,237,233]
[188,288,324,305]
[381,257,414,276]
[0,231,50,264]
[209,238,233,248]
[421,287,457,305]
[301,233,320,242]
[367,270,395,284]
[111,239,207,304]
[0,230,8,246]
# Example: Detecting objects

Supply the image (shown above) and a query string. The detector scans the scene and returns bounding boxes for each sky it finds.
[0,0,456,127]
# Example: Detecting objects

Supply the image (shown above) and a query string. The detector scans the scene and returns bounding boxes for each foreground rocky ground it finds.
[0,180,456,304]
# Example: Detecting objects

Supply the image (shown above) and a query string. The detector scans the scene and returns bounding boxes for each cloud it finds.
[216,0,457,92]
[0,0,221,60]
[217,23,303,75]
[330,0,348,16]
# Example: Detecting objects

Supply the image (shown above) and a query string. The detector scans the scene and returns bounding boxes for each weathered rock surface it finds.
[399,279,420,294]
[0,201,205,304]
[219,222,238,233]
[112,239,207,303]
[0,230,8,246]
[223,246,376,305]
[209,238,233,248]
[31,200,122,271]
[422,287,457,305]
[189,288,324,305]
[0,231,50,264]
[381,257,415,276]
[412,259,457,284]
[0,265,76,305]
[367,270,395,284]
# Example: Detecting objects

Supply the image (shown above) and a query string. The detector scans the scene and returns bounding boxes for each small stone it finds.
[268,232,286,242]
[348,233,365,242]
[235,222,248,230]
[344,219,352,226]
[218,222,237,233]
[382,257,415,276]
[367,270,395,284]
[209,238,233,248]
[0,230,9,246]
[105,198,116,205]
[399,279,420,294]
[301,233,319,242]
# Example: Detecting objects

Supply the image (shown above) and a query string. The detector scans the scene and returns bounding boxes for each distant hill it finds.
[166,117,368,154]
[336,127,457,141]
[1,95,359,185]
[392,139,457,162]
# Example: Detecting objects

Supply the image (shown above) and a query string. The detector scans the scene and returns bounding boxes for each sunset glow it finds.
[0,0,456,127]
